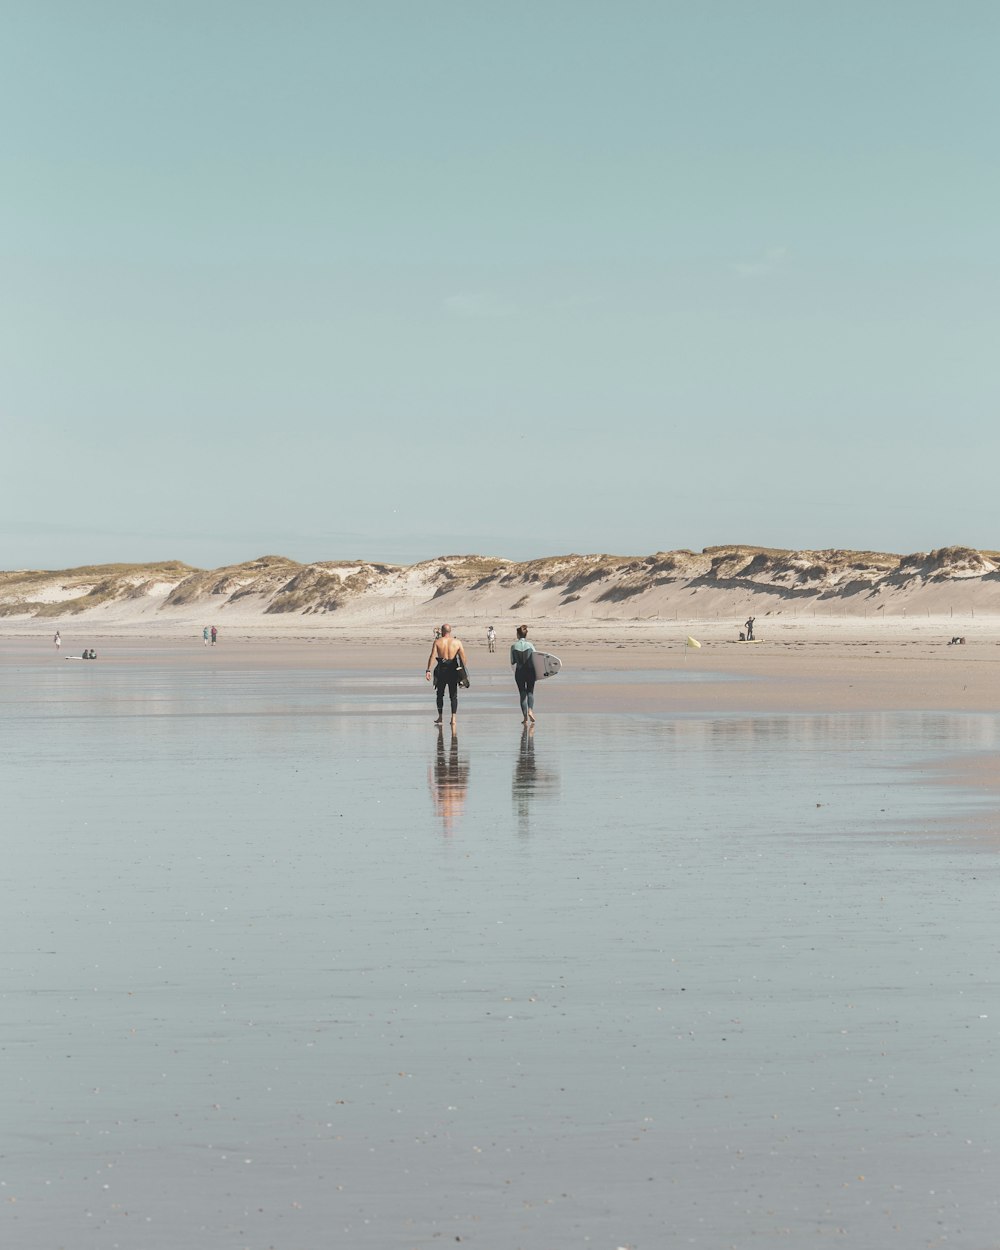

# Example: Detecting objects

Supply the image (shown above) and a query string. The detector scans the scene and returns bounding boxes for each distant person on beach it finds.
[210,625,218,646]
[510,624,537,724]
[54,630,61,651]
[745,616,755,641]
[203,626,209,646]
[487,625,496,653]
[425,623,467,728]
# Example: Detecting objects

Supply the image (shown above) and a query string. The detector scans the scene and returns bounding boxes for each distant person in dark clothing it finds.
[745,616,755,641]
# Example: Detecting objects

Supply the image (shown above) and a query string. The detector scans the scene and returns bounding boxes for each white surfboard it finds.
[531,651,562,679]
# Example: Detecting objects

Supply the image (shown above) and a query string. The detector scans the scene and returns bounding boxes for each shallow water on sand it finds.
[3,660,999,1248]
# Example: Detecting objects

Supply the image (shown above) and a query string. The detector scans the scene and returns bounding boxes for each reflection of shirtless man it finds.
[428,726,470,836]
[425,624,468,728]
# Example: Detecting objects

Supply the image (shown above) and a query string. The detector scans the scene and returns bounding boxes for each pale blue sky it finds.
[3,1,998,569]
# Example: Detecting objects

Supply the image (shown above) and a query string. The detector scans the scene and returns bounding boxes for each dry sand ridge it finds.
[3,544,1000,638]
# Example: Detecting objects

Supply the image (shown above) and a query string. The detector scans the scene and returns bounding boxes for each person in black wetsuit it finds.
[510,623,537,724]
[425,623,468,728]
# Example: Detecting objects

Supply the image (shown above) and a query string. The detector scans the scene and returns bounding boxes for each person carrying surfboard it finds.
[425,623,468,729]
[510,624,537,724]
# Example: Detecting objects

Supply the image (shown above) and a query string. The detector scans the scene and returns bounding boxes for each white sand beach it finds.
[3,595,999,1248]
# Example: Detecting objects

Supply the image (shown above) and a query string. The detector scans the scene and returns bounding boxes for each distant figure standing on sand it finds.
[210,625,218,646]
[425,623,467,729]
[54,630,61,651]
[510,624,536,724]
[487,625,496,653]
[745,616,755,642]
[203,626,209,646]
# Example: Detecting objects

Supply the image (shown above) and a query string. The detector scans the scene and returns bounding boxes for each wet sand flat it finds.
[1,637,998,1248]
[7,628,1000,707]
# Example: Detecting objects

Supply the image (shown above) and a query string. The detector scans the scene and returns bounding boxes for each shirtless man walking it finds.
[425,623,468,729]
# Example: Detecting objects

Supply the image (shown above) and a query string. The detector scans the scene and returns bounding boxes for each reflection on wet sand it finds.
[512,724,561,833]
[6,649,1000,1250]
[428,726,470,835]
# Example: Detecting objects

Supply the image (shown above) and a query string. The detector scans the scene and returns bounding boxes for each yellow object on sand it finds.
[686,636,702,649]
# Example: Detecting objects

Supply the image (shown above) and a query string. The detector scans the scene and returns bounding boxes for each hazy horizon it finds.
[5,536,998,576]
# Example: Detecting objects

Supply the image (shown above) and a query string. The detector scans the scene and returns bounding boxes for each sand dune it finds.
[2,545,999,637]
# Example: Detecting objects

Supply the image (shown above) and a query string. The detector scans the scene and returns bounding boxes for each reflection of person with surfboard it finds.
[425,623,468,729]
[510,624,537,724]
